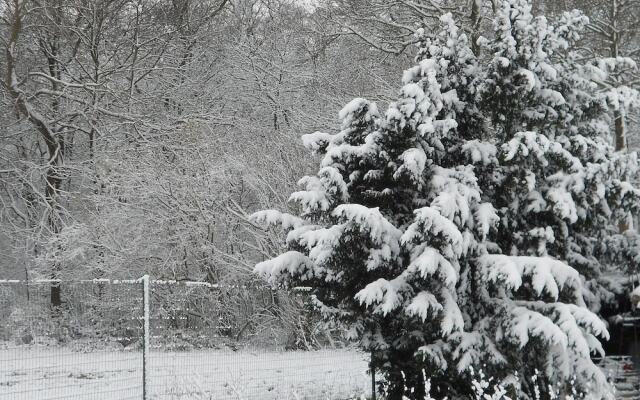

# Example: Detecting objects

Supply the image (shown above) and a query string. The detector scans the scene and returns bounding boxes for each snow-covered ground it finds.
[0,347,371,399]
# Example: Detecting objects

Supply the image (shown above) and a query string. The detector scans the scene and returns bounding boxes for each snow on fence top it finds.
[0,278,312,291]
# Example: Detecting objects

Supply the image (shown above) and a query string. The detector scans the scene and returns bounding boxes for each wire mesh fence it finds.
[0,279,144,400]
[0,278,372,400]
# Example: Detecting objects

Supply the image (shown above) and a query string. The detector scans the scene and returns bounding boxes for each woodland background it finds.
[0,0,638,304]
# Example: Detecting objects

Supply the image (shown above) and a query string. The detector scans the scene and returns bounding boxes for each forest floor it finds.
[0,346,371,399]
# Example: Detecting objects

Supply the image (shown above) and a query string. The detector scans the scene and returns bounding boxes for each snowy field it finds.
[0,347,371,400]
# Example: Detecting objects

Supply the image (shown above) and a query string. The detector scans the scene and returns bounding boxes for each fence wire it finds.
[0,280,144,400]
[0,279,371,400]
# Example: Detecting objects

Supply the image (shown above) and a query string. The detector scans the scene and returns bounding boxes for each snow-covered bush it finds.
[251,0,639,398]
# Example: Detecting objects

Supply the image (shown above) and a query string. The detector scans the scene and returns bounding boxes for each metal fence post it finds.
[142,275,150,400]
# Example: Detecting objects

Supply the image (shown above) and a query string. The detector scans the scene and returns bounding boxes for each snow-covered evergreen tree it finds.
[474,0,640,396]
[251,1,636,398]
[482,0,640,314]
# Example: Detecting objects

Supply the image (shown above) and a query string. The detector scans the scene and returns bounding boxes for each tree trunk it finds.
[4,0,64,307]
[470,0,482,56]
[609,0,630,232]
[615,110,626,152]
[46,163,63,308]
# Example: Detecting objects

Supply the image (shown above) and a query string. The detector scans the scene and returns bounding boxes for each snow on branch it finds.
[503,131,582,172]
[289,166,350,214]
[519,301,608,342]
[290,176,332,212]
[394,148,427,184]
[250,210,306,231]
[440,288,464,336]
[296,225,345,267]
[462,140,498,166]
[509,307,568,349]
[301,131,333,154]
[478,254,523,291]
[355,277,407,316]
[503,131,551,164]
[406,291,443,321]
[451,331,506,373]
[406,245,457,288]
[402,207,464,258]
[332,204,402,248]
[255,251,314,286]
[338,98,379,129]
[479,255,582,300]
[417,341,449,371]
[474,203,499,240]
